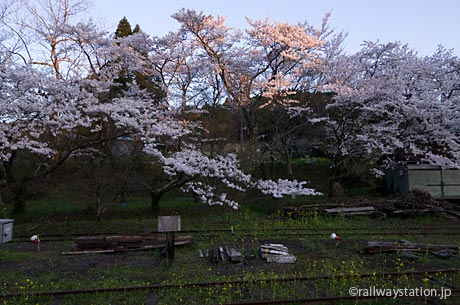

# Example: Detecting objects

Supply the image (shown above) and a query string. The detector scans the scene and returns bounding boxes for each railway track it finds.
[211,291,460,305]
[12,225,460,243]
[1,269,459,300]
[3,226,460,304]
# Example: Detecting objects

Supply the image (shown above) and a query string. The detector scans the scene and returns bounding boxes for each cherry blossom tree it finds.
[170,9,328,142]
[319,41,460,193]
[121,97,322,208]
[150,31,222,109]
[1,0,89,78]
[0,1,152,212]
[167,9,344,180]
[1,6,323,213]
[0,64,99,211]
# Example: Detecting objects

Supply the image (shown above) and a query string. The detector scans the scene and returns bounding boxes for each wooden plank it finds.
[75,241,114,249]
[114,236,145,243]
[369,240,459,250]
[62,249,115,255]
[260,244,289,252]
[226,247,243,263]
[121,241,191,252]
[75,236,107,242]
[65,240,191,255]
[446,210,460,218]
[265,254,296,263]
[219,246,229,261]
[343,211,377,216]
[155,235,192,242]
[326,207,375,214]
[390,209,431,216]
[365,240,460,254]
[398,251,420,260]
[211,245,220,264]
[431,251,454,258]
[260,248,290,256]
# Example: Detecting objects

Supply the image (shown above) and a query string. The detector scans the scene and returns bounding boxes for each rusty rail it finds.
[211,290,460,305]
[1,269,459,299]
[13,225,460,242]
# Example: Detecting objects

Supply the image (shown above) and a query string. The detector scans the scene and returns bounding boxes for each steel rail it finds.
[1,269,458,299]
[19,225,460,238]
[211,290,460,305]
[12,226,460,242]
[15,225,460,238]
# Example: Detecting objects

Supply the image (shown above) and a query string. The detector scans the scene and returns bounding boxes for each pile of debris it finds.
[210,245,243,264]
[62,233,192,255]
[363,239,460,259]
[259,243,296,264]
[377,189,450,217]
[283,190,455,219]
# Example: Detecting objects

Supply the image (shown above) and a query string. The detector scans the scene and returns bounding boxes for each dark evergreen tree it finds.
[111,17,165,101]
[115,17,132,38]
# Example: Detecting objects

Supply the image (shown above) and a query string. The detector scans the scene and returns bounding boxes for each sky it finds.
[91,0,460,56]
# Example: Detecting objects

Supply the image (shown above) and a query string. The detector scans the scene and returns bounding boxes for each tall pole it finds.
[166,232,175,264]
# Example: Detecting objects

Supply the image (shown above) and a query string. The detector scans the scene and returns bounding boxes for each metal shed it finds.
[385,165,460,200]
[0,219,14,243]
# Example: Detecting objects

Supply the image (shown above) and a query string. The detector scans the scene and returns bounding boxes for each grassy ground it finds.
[1,194,460,304]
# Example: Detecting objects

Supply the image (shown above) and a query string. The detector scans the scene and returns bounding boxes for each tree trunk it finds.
[149,175,187,211]
[95,193,103,222]
[269,153,276,179]
[285,153,293,176]
[281,138,293,176]
[12,179,28,214]
[150,191,164,212]
[0,180,6,207]
[0,162,6,206]
[260,163,271,180]
[328,165,344,197]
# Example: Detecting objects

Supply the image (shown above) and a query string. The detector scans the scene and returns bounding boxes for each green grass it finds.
[1,189,460,304]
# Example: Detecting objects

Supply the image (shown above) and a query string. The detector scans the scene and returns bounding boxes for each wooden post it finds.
[166,232,175,263]
[158,216,181,265]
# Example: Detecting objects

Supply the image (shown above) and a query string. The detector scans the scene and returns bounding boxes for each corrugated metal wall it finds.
[386,165,460,199]
[408,167,460,199]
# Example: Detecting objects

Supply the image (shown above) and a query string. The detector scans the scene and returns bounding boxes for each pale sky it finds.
[91,0,460,56]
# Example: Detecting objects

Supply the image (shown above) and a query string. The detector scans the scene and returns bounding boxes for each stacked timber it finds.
[260,243,296,264]
[283,190,453,219]
[380,190,448,217]
[62,233,192,255]
[211,245,243,264]
[325,207,376,216]
[283,205,380,218]
[364,240,460,258]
